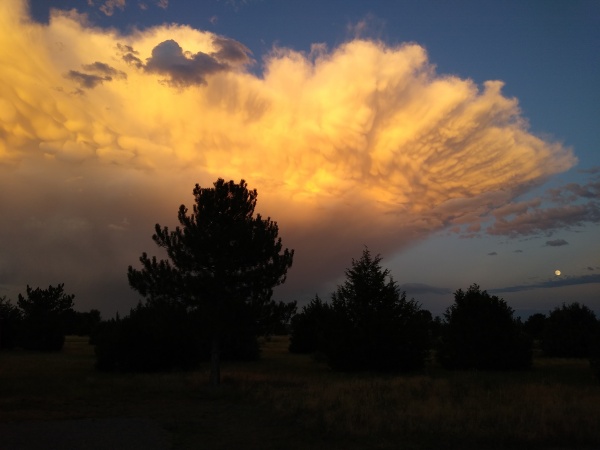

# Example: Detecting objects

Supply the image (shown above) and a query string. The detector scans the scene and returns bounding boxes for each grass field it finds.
[1,336,599,449]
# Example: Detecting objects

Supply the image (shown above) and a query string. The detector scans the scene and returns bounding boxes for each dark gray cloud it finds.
[491,274,600,294]
[66,62,126,89]
[117,43,144,68]
[145,39,226,87]
[123,52,143,68]
[211,36,252,64]
[488,251,498,256]
[117,43,138,54]
[66,70,110,89]
[144,37,251,87]
[545,239,568,247]
[82,61,127,79]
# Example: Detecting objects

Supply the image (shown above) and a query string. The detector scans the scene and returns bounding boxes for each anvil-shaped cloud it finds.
[0,1,587,313]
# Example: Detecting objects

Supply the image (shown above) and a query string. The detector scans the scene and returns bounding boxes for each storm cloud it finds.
[0,1,591,314]
[144,37,251,87]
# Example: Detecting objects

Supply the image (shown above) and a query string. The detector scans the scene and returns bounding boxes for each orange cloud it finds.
[0,1,579,310]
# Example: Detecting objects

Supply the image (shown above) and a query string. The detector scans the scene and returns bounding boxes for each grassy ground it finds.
[1,336,599,449]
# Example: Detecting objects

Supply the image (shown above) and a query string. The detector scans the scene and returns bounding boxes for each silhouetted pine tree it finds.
[126,179,294,383]
[323,248,430,372]
[437,284,531,370]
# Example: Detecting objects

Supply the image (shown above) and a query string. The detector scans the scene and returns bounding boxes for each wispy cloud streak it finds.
[491,274,600,294]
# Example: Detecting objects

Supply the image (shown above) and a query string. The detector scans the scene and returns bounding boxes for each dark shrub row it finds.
[92,300,263,373]
[0,284,95,352]
[290,264,599,375]
[291,282,532,372]
[290,249,431,372]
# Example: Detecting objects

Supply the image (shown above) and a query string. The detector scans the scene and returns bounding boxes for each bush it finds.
[65,309,102,336]
[0,296,22,350]
[93,300,261,372]
[541,302,598,358]
[17,284,75,352]
[430,315,445,343]
[19,318,66,351]
[591,328,600,381]
[94,302,203,372]
[437,284,532,370]
[255,300,297,337]
[523,313,546,341]
[320,248,431,372]
[216,300,261,361]
[289,295,333,354]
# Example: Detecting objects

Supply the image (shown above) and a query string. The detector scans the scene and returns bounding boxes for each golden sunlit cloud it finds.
[0,1,579,308]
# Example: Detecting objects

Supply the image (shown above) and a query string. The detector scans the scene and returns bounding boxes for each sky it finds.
[1,0,598,318]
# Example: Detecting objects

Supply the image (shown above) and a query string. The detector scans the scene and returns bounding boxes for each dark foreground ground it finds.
[0,417,171,450]
[0,337,357,450]
[1,336,599,450]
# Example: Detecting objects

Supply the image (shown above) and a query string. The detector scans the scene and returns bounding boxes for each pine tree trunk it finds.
[210,334,221,386]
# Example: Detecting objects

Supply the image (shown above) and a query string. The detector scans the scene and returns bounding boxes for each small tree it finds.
[430,315,445,343]
[17,284,75,351]
[94,302,203,372]
[127,179,294,384]
[65,309,102,336]
[256,300,297,337]
[0,296,22,350]
[523,313,547,341]
[437,284,531,370]
[324,248,430,372]
[541,302,598,358]
[289,295,333,354]
[590,329,600,381]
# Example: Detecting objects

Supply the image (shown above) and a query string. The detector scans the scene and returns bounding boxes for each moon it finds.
[555,269,561,276]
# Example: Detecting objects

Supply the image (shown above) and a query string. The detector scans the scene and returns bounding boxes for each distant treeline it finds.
[288,251,600,377]
[0,284,101,351]
[2,268,599,383]
[1,270,599,380]
[2,178,598,382]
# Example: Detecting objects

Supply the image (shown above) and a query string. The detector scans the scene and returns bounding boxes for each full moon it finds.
[555,269,561,276]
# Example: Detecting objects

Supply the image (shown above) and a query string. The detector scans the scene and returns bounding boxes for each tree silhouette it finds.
[0,296,22,350]
[255,299,297,336]
[324,248,430,372]
[523,313,547,341]
[128,179,294,384]
[437,284,531,370]
[590,329,600,381]
[289,295,333,354]
[541,302,598,358]
[65,309,102,336]
[94,301,203,372]
[17,284,75,351]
